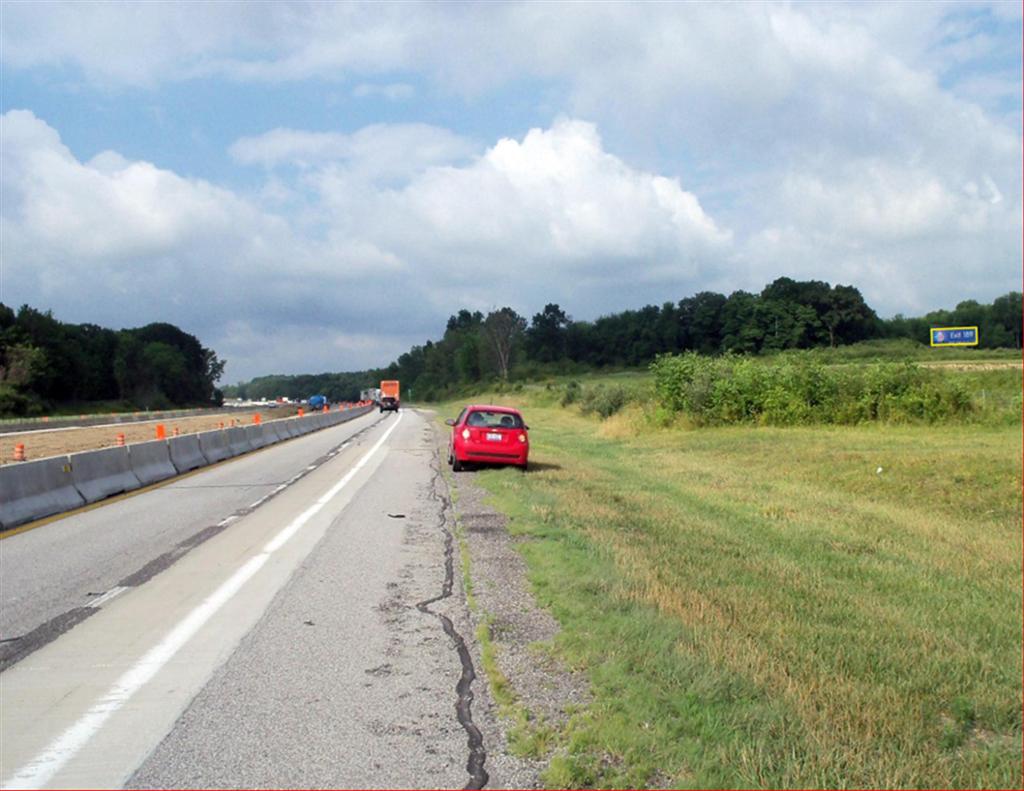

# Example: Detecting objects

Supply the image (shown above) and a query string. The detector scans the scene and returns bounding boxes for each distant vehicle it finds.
[360,387,382,404]
[380,380,400,412]
[308,394,328,410]
[445,405,529,472]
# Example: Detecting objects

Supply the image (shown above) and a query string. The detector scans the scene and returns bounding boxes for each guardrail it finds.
[0,405,375,532]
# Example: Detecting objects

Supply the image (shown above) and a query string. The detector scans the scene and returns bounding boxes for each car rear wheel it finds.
[452,455,465,472]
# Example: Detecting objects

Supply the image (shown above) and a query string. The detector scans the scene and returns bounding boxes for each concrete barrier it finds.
[265,421,289,442]
[198,429,232,464]
[245,424,273,450]
[129,439,177,486]
[168,434,208,473]
[69,446,142,504]
[0,456,85,530]
[0,404,378,529]
[225,426,251,457]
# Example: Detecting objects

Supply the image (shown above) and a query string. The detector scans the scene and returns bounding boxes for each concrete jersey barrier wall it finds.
[1,403,377,530]
[69,446,141,504]
[265,421,289,442]
[279,419,301,438]
[168,434,208,473]
[0,456,86,530]
[129,439,178,486]
[225,426,251,457]
[198,429,232,464]
[245,424,274,450]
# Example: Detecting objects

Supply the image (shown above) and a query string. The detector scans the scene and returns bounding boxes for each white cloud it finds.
[1,112,732,379]
[377,119,728,267]
[1,1,1020,375]
[352,82,415,101]
[229,124,478,181]
[2,111,260,263]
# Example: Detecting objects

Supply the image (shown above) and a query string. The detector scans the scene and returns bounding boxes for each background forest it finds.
[2,277,1019,415]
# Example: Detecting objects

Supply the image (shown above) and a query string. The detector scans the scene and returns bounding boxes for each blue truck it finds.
[308,394,328,410]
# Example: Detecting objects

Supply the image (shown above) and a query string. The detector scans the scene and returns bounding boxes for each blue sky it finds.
[1,1,1020,382]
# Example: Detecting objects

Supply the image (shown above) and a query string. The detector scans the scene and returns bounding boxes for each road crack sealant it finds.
[416,451,489,790]
[0,414,393,673]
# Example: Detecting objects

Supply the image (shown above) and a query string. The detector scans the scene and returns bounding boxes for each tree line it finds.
[225,278,1021,403]
[0,304,225,417]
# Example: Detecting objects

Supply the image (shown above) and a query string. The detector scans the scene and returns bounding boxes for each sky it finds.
[1,1,1021,383]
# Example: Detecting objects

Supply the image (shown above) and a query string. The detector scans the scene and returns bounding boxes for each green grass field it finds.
[435,362,1022,788]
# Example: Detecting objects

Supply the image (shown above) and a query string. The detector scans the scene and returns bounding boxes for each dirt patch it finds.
[0,407,318,464]
[918,361,1021,371]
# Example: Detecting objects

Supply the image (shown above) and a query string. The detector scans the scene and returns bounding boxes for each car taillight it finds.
[518,433,527,443]
[462,429,471,440]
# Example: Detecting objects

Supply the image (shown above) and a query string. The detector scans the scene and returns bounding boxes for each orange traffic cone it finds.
[155,424,166,440]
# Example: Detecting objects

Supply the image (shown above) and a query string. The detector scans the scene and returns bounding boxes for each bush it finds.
[579,384,629,419]
[0,384,45,417]
[561,380,580,406]
[651,352,978,426]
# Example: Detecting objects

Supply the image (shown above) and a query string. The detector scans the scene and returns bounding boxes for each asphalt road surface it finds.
[1,409,496,789]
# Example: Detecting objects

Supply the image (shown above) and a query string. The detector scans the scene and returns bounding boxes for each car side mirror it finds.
[524,425,529,430]
[444,419,455,426]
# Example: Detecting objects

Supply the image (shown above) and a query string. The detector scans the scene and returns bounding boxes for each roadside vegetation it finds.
[226,279,1020,405]
[0,304,225,417]
[436,353,1022,788]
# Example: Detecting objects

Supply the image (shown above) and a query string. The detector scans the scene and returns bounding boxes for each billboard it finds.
[929,326,979,347]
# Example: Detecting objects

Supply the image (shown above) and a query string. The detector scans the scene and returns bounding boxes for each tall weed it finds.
[651,352,987,426]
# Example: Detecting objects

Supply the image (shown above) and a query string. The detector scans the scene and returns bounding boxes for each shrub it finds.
[651,352,978,426]
[561,380,581,407]
[0,384,45,417]
[579,384,629,419]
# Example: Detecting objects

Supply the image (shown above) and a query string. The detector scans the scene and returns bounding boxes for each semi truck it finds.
[379,380,400,412]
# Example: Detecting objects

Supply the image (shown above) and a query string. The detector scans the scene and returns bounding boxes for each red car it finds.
[446,405,529,471]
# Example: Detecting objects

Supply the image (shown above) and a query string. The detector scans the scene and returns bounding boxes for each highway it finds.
[0,409,494,789]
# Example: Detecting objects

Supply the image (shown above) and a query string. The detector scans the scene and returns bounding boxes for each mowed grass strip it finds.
[445,396,1022,788]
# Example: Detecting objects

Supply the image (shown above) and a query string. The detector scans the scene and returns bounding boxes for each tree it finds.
[0,343,45,388]
[720,291,763,353]
[483,308,526,380]
[754,299,819,352]
[990,292,1022,348]
[821,285,877,347]
[526,303,570,363]
[680,291,727,354]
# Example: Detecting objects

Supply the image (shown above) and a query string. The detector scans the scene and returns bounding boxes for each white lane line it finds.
[246,438,351,512]
[3,413,404,790]
[262,423,396,554]
[86,587,128,609]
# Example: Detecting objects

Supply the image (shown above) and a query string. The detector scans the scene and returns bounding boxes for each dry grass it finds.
[452,396,1022,788]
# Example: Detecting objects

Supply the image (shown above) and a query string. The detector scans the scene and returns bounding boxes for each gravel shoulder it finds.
[428,415,590,788]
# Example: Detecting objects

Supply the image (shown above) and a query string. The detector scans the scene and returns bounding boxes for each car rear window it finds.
[466,411,523,429]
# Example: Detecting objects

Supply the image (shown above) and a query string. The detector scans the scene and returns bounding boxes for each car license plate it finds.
[486,432,502,441]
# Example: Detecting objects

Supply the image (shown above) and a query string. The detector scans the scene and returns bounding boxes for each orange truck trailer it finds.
[379,380,400,412]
